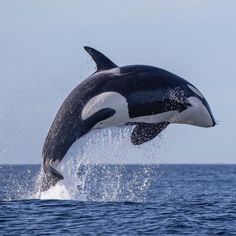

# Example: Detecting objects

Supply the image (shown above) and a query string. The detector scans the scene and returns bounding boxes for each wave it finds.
[4,127,168,202]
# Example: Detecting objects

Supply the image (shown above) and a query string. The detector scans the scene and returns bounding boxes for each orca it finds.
[41,46,215,191]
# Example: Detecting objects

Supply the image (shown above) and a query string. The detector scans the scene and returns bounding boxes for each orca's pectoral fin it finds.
[131,122,169,145]
[40,165,64,192]
[84,46,118,71]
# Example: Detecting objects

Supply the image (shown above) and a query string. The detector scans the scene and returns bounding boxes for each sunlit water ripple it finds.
[1,164,236,235]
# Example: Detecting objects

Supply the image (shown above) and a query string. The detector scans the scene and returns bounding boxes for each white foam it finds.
[39,182,71,200]
[33,127,169,202]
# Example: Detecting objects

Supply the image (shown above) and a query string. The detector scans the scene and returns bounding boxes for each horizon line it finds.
[1,163,236,166]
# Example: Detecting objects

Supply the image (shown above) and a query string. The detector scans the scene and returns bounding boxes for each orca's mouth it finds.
[204,103,216,127]
[211,116,216,127]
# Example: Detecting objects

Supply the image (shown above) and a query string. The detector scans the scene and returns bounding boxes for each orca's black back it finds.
[43,65,190,166]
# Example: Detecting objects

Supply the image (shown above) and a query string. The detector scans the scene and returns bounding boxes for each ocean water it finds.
[0,164,236,235]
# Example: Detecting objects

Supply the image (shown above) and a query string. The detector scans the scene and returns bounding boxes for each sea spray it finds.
[34,126,167,201]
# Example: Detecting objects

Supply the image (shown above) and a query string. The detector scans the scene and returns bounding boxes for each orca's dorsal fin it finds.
[84,46,118,71]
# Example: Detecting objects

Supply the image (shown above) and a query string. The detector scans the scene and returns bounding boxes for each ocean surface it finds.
[0,164,236,235]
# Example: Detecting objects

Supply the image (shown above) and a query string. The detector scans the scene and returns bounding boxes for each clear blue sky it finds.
[0,1,235,164]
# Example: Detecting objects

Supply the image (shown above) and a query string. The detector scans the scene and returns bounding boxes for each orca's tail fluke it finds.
[40,164,64,192]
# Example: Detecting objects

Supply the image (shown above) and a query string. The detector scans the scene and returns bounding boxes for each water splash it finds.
[0,165,39,201]
[33,127,168,202]
[39,183,71,200]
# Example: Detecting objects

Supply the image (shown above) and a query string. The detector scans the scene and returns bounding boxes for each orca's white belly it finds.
[81,91,179,128]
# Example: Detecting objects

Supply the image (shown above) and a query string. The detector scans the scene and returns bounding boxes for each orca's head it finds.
[172,84,216,128]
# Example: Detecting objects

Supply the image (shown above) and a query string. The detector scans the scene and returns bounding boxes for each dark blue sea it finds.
[0,164,236,235]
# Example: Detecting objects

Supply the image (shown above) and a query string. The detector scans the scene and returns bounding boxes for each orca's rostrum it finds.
[41,46,216,191]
